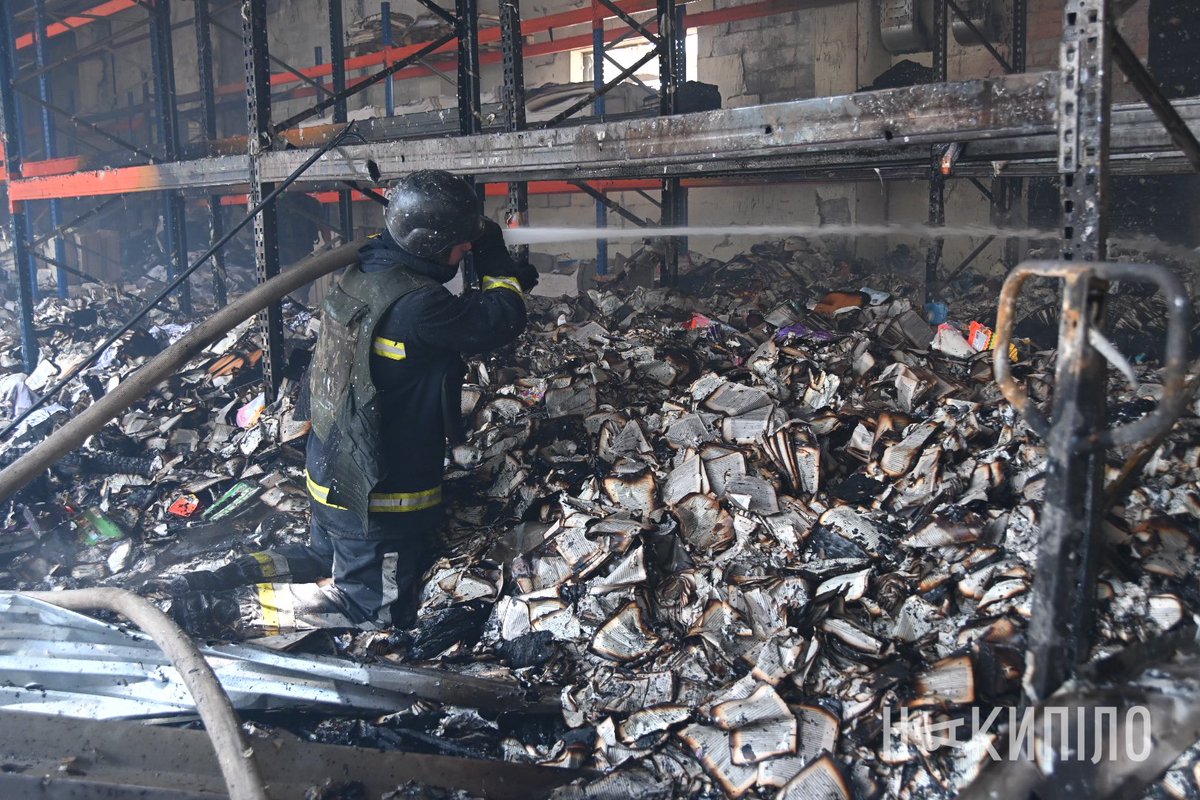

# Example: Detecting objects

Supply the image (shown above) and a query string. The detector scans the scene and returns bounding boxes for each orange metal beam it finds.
[8,164,171,200]
[14,0,140,50]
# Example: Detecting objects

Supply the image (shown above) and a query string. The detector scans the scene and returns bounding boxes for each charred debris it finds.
[0,238,1198,799]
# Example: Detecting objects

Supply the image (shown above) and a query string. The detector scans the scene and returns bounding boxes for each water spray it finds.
[501,223,1062,247]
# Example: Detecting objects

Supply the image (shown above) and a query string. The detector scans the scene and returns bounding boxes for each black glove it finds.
[474,219,539,292]
[471,218,514,272]
[501,259,539,293]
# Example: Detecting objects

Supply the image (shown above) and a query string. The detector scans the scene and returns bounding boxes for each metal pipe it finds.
[0,241,362,503]
[19,589,267,800]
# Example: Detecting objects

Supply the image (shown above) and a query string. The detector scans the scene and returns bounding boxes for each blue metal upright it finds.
[33,0,67,298]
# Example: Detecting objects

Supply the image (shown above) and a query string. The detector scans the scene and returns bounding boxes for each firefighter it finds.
[146,171,537,638]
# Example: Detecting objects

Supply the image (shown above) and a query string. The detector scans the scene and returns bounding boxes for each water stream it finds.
[502,224,1199,261]
[502,223,1062,247]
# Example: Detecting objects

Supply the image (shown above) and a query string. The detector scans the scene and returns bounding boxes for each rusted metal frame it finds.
[33,0,67,298]
[193,0,227,307]
[244,0,284,397]
[12,83,160,162]
[945,0,1014,74]
[1108,22,1200,171]
[149,0,190,313]
[330,0,353,244]
[0,3,38,372]
[571,180,652,227]
[272,30,458,135]
[596,0,662,45]
[923,0,948,305]
[501,0,530,262]
[1023,0,1114,704]
[993,261,1191,678]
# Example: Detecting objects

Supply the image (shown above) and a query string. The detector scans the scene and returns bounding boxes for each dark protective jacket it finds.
[304,232,527,537]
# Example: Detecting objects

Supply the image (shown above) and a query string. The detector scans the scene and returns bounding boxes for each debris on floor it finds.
[1,237,1198,798]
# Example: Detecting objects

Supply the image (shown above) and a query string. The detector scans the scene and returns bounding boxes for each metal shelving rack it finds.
[0,0,1197,394]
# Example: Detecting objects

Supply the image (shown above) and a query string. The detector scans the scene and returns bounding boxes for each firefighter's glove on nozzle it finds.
[500,260,539,293]
[474,219,539,293]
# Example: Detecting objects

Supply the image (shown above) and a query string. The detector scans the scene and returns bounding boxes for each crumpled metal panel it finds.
[0,593,555,720]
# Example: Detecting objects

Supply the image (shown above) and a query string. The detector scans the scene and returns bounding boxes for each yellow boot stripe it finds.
[256,583,281,636]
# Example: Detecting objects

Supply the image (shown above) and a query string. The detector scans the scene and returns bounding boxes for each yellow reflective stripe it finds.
[368,486,442,512]
[256,582,282,636]
[251,551,282,579]
[306,470,348,510]
[306,469,441,513]
[372,336,407,361]
[482,275,522,294]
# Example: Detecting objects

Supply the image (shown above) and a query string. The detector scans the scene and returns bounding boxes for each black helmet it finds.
[385,170,485,258]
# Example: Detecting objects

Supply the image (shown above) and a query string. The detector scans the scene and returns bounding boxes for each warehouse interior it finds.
[0,0,1198,797]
